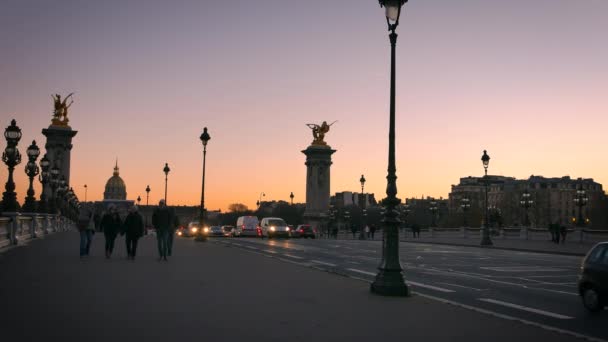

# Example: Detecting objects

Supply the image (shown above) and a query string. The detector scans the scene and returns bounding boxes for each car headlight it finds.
[191,227,198,233]
[177,231,183,236]
[203,227,209,233]
[270,226,276,231]
[286,227,290,231]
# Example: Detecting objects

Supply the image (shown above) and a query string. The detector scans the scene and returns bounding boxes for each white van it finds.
[236,216,260,237]
[260,217,290,239]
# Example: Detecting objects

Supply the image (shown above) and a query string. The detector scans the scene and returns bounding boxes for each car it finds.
[237,216,261,237]
[209,225,231,237]
[177,221,200,237]
[221,225,238,237]
[291,224,316,239]
[578,242,608,313]
[260,217,290,239]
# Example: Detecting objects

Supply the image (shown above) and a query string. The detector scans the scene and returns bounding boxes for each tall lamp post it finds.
[461,197,470,227]
[2,120,23,213]
[163,163,170,203]
[137,196,141,206]
[371,0,409,297]
[145,185,150,206]
[84,184,87,203]
[520,189,533,227]
[196,127,211,242]
[290,192,294,205]
[359,174,367,240]
[38,154,50,213]
[257,192,265,209]
[480,150,493,246]
[49,164,60,214]
[429,199,438,227]
[23,140,41,213]
[574,183,589,227]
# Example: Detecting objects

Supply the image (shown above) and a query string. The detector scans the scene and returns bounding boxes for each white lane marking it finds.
[231,243,244,247]
[265,250,277,254]
[478,298,573,320]
[311,260,337,267]
[347,268,376,276]
[245,246,258,250]
[407,281,455,293]
[480,266,566,272]
[438,282,485,291]
[283,254,304,259]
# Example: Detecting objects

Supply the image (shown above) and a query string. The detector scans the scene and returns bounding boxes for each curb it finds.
[400,239,588,257]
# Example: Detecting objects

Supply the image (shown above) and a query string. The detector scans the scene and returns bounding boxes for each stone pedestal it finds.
[42,125,77,193]
[302,145,336,232]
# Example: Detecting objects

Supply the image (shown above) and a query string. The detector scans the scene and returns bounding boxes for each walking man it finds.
[370,224,377,240]
[152,199,173,261]
[101,205,122,259]
[77,205,95,258]
[124,205,144,260]
[167,210,179,257]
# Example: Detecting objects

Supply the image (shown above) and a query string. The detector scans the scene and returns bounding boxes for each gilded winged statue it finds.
[51,93,74,127]
[306,121,337,146]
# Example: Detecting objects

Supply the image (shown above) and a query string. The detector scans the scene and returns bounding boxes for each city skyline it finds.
[2,0,607,211]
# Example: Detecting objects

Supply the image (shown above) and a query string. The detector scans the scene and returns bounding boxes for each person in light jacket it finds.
[77,205,95,258]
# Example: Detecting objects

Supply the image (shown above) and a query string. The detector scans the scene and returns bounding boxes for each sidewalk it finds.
[0,231,582,342]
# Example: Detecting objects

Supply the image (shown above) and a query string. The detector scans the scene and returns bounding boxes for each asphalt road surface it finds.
[212,236,607,341]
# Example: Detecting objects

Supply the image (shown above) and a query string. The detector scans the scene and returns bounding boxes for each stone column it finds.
[41,125,77,194]
[302,145,336,232]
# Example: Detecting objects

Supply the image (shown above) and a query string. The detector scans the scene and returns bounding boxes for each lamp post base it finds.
[371,269,410,297]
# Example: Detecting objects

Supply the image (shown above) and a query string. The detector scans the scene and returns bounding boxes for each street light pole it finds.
[429,199,438,227]
[23,140,41,213]
[574,182,588,227]
[84,184,87,203]
[461,197,470,227]
[480,150,493,246]
[2,120,23,213]
[290,192,294,205]
[163,163,170,204]
[145,185,150,206]
[38,154,50,213]
[371,0,409,297]
[520,189,533,227]
[196,127,211,242]
[359,174,367,240]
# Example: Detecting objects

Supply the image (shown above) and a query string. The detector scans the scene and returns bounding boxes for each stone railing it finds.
[0,212,73,249]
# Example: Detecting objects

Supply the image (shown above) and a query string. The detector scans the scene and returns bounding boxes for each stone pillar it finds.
[302,145,336,232]
[41,125,77,193]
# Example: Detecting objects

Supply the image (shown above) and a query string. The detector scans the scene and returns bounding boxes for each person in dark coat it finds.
[101,205,122,259]
[152,199,173,261]
[123,205,144,260]
[167,209,179,257]
[370,224,377,240]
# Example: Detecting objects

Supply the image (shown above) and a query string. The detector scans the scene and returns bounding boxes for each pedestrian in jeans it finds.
[77,206,95,258]
[152,199,173,261]
[123,205,144,260]
[101,205,122,259]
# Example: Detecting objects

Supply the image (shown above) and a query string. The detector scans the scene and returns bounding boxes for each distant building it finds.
[331,192,377,208]
[104,161,127,200]
[402,196,449,228]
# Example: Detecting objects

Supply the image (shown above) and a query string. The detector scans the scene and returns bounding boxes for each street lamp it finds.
[257,192,265,208]
[49,164,60,214]
[429,199,438,227]
[84,184,87,203]
[480,150,493,246]
[196,127,211,242]
[38,154,51,213]
[23,140,41,213]
[573,182,589,227]
[290,192,294,205]
[2,119,23,213]
[137,196,141,206]
[163,163,170,203]
[371,0,409,297]
[145,185,150,206]
[359,174,368,240]
[520,189,533,227]
[461,197,470,227]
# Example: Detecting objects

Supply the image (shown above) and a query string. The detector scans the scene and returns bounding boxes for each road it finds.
[212,236,607,341]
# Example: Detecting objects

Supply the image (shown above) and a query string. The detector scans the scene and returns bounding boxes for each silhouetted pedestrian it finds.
[560,225,567,244]
[152,199,173,261]
[101,205,122,259]
[351,225,357,239]
[77,205,95,258]
[365,225,370,239]
[167,211,179,256]
[370,224,377,240]
[124,205,144,260]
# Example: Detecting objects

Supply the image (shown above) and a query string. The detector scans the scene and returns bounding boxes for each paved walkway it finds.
[0,231,584,342]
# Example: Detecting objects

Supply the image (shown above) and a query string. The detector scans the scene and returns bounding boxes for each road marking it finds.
[245,246,258,250]
[265,250,277,254]
[311,260,337,267]
[347,268,376,276]
[438,282,485,291]
[283,254,304,259]
[478,298,573,320]
[480,266,567,272]
[407,281,455,293]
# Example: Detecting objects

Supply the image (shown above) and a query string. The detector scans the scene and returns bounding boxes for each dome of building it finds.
[104,162,127,200]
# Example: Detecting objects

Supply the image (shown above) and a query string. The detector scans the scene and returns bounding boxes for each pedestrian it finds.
[152,199,173,261]
[351,225,357,239]
[77,205,95,258]
[560,225,568,244]
[370,224,377,240]
[365,225,370,239]
[101,205,122,259]
[123,205,144,260]
[167,210,179,257]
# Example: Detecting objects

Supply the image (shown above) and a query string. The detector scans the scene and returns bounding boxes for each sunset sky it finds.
[1,0,607,212]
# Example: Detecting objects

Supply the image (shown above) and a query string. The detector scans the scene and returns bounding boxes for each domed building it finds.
[104,162,127,200]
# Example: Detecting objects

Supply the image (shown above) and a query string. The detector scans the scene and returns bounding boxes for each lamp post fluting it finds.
[38,154,50,213]
[23,140,41,212]
[573,183,588,227]
[461,197,470,227]
[371,0,409,297]
[520,189,533,227]
[359,174,367,240]
[196,127,211,242]
[480,150,493,246]
[163,163,170,203]
[2,120,23,213]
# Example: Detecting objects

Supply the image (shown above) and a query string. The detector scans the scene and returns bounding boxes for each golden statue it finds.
[306,121,336,146]
[51,93,74,127]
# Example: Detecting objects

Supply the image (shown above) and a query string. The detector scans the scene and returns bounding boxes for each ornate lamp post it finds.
[145,185,150,205]
[371,0,409,297]
[84,184,87,203]
[38,154,51,213]
[49,164,60,214]
[573,183,589,227]
[2,120,23,212]
[461,197,470,227]
[257,192,265,208]
[163,163,170,203]
[429,199,438,227]
[358,174,367,240]
[196,127,211,242]
[480,150,493,246]
[290,192,294,205]
[520,189,533,227]
[137,196,141,206]
[22,140,41,213]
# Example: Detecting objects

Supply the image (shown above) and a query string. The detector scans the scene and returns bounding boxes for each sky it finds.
[1,0,607,211]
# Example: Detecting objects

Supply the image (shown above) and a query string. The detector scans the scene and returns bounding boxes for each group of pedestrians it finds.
[76,200,178,261]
